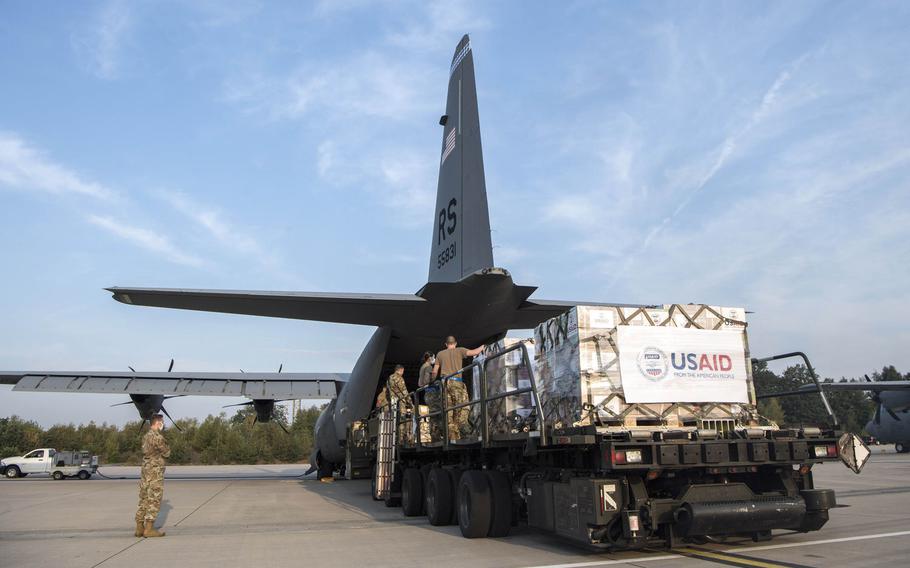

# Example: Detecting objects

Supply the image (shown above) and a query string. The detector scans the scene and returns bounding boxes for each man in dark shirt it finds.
[432,336,484,441]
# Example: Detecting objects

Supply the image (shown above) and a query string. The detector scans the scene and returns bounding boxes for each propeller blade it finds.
[167,358,174,373]
[110,401,134,408]
[240,369,245,373]
[223,401,255,408]
[160,405,183,432]
[864,374,872,383]
[276,420,290,434]
[128,366,136,372]
[163,395,185,400]
[885,405,901,422]
[137,420,147,434]
[278,364,283,373]
[874,404,882,425]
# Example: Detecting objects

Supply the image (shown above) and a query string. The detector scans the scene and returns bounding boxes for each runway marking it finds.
[521,530,910,568]
[174,481,233,527]
[91,536,145,568]
[676,547,811,568]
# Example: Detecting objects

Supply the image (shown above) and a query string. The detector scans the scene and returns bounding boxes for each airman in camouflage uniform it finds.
[384,364,413,443]
[433,336,484,441]
[418,352,441,443]
[135,414,170,538]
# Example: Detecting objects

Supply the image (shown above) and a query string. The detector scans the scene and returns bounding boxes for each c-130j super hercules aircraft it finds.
[1,35,617,478]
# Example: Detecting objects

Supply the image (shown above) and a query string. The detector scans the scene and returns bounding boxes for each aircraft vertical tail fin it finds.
[428,34,494,283]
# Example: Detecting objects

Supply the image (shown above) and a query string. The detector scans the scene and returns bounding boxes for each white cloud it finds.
[0,132,114,199]
[87,215,204,267]
[386,2,491,53]
[72,0,132,80]
[160,191,267,258]
[225,51,437,122]
[315,138,435,225]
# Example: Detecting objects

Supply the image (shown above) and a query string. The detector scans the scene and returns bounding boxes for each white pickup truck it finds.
[1,448,98,480]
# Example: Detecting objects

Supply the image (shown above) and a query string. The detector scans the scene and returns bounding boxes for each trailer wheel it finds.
[458,470,492,538]
[5,466,20,479]
[485,470,512,537]
[426,468,454,526]
[53,471,64,481]
[401,468,424,517]
[78,470,90,480]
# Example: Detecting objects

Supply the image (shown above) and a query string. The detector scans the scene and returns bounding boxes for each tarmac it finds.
[1,446,908,568]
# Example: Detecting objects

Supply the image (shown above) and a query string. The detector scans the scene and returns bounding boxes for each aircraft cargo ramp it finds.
[1,454,908,568]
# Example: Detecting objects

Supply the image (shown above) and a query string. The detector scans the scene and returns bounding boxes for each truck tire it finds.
[78,470,90,480]
[896,442,906,453]
[5,466,20,479]
[485,470,512,537]
[401,468,424,517]
[458,470,493,538]
[426,468,454,526]
[53,471,64,480]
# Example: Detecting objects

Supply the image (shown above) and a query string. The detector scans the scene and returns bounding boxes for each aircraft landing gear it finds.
[315,452,334,481]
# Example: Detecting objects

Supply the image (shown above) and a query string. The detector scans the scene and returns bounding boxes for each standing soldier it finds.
[384,364,413,442]
[433,336,484,441]
[135,414,170,538]
[418,352,440,442]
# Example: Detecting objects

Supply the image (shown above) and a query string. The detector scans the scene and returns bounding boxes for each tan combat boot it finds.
[134,520,144,537]
[143,520,165,537]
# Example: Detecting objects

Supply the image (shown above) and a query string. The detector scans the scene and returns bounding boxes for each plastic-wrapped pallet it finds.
[533,305,757,432]
[475,338,537,436]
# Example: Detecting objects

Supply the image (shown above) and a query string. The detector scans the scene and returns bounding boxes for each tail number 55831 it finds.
[437,242,456,269]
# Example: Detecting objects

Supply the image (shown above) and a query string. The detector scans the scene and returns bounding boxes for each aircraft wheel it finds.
[458,470,492,538]
[401,468,424,516]
[53,471,64,481]
[896,442,907,453]
[5,466,20,479]
[426,468,454,525]
[485,470,512,537]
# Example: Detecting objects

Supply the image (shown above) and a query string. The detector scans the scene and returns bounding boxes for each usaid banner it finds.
[617,325,750,403]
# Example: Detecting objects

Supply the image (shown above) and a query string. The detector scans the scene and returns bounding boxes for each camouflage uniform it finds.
[384,371,413,443]
[419,361,442,442]
[135,428,170,523]
[445,380,470,441]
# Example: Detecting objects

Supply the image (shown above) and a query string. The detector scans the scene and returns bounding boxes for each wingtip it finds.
[106,287,133,304]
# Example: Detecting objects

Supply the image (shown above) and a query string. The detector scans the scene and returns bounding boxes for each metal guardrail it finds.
[382,341,545,450]
[752,351,838,428]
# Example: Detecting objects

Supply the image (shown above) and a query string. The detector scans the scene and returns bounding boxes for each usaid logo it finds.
[637,347,669,381]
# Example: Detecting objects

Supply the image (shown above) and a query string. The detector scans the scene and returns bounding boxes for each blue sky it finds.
[1,1,908,427]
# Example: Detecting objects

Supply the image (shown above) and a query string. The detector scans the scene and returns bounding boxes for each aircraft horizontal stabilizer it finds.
[106,287,425,326]
[508,299,654,329]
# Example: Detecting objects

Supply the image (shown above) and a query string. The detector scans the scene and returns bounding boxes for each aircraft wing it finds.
[0,371,349,400]
[106,287,426,326]
[758,381,910,399]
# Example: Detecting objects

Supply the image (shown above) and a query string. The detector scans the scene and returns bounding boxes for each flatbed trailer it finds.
[349,335,866,550]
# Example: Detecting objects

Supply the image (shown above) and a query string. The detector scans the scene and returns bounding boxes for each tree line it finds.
[754,365,907,434]
[1,365,905,464]
[0,404,325,465]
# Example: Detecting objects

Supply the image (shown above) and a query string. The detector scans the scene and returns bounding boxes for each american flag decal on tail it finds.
[441,127,456,165]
